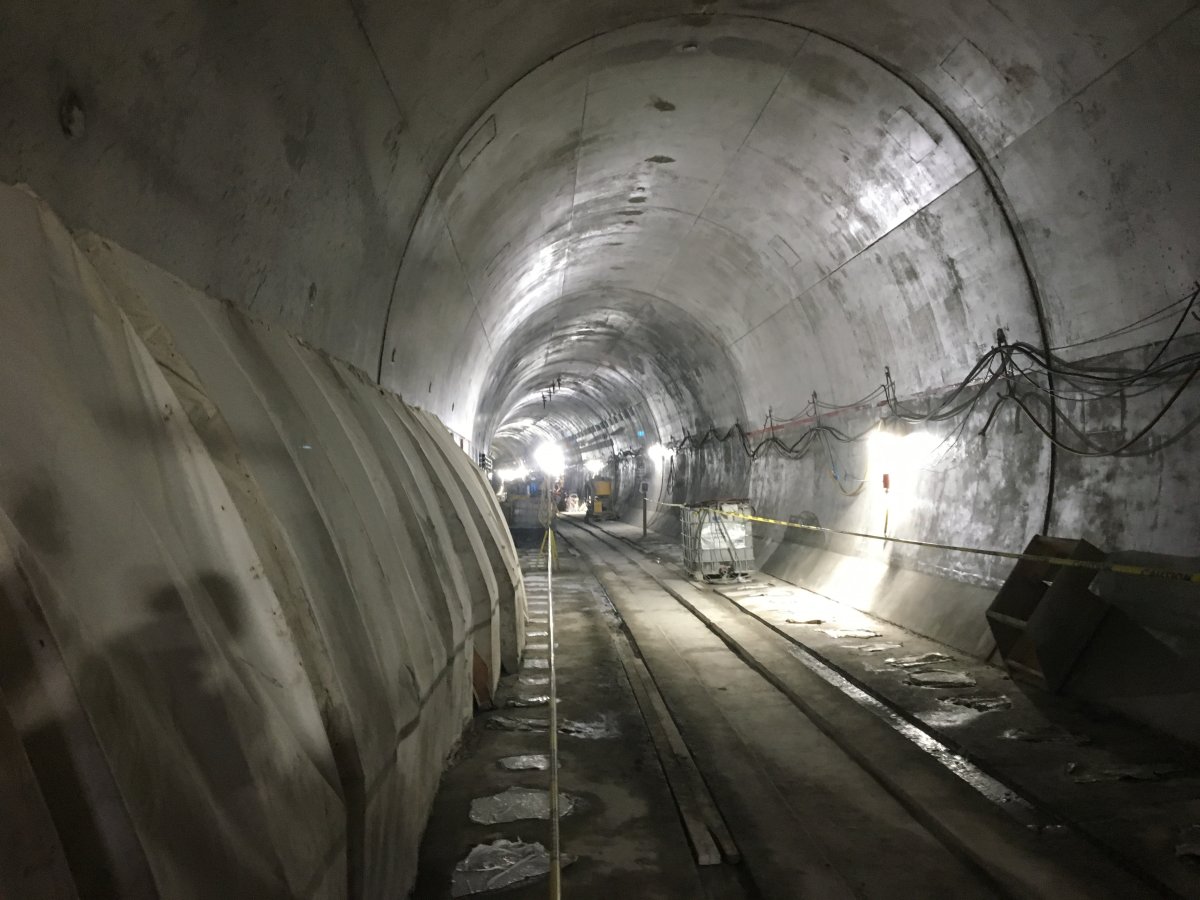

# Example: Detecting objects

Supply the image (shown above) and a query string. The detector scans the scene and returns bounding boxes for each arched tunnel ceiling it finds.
[381,17,1040,455]
[479,287,745,463]
[3,2,1195,458]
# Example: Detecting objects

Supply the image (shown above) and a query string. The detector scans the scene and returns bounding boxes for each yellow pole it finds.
[546,524,561,900]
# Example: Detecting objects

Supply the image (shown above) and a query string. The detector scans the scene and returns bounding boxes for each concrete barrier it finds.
[759,539,998,661]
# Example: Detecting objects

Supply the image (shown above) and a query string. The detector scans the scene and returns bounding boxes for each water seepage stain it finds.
[645,155,676,164]
[1175,825,1200,860]
[650,96,676,112]
[599,39,675,69]
[284,135,307,171]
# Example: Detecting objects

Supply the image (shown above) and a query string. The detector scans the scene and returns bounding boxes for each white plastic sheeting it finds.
[451,839,574,897]
[467,786,576,824]
[698,519,749,551]
[0,184,524,898]
[409,407,527,674]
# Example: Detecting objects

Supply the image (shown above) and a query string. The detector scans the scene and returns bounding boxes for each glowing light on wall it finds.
[868,427,937,534]
[647,442,674,464]
[495,464,529,482]
[583,458,605,476]
[869,429,938,477]
[533,441,565,477]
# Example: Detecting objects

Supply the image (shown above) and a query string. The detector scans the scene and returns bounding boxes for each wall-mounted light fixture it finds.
[868,425,937,534]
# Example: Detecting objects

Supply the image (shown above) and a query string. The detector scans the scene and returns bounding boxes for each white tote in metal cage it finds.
[680,499,755,582]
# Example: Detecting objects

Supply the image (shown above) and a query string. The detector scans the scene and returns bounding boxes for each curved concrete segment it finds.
[385,17,1027,450]
[372,10,1199,607]
[0,184,525,898]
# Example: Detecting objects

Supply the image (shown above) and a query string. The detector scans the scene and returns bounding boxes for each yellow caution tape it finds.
[651,499,1200,584]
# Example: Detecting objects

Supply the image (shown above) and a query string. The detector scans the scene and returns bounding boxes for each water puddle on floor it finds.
[886,652,953,668]
[451,839,575,897]
[485,713,620,738]
[503,694,552,708]
[921,696,1011,728]
[468,786,578,824]
[822,628,881,639]
[1065,761,1184,783]
[784,644,1042,826]
[906,670,977,688]
[1000,726,1090,745]
[856,642,902,653]
[946,695,1012,712]
[497,754,557,771]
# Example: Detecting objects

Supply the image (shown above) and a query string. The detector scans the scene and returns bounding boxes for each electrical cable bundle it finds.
[670,281,1200,467]
[674,419,877,462]
[891,283,1200,458]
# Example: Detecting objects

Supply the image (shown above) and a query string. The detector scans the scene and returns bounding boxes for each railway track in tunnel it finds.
[557,517,1167,899]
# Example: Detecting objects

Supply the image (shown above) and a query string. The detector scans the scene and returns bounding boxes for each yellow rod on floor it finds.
[546,524,561,900]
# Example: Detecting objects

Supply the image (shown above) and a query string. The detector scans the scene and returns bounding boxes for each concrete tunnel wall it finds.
[1,0,1199,893]
[378,13,1199,670]
[0,183,525,898]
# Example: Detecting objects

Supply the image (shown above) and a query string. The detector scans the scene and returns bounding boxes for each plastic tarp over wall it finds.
[0,183,525,899]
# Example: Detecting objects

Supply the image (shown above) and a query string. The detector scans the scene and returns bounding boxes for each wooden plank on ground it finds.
[631,657,741,864]
[612,634,725,866]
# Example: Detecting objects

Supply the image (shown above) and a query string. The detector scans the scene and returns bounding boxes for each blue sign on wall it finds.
[636,430,645,438]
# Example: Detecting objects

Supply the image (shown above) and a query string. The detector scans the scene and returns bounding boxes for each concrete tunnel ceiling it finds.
[479,287,746,464]
[381,16,1037,464]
